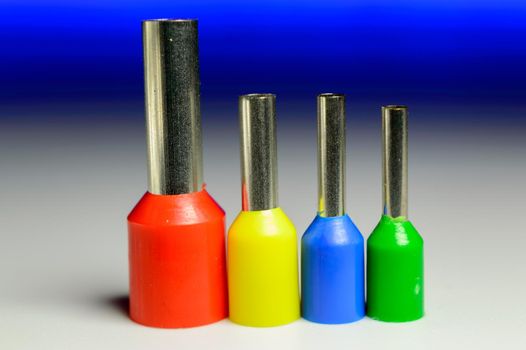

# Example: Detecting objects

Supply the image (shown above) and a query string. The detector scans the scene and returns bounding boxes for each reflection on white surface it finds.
[0,110,525,349]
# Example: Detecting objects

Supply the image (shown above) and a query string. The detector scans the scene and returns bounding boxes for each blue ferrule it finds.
[301,214,365,324]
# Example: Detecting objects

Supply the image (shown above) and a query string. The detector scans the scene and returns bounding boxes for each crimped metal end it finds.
[143,19,203,195]
[239,94,278,211]
[382,105,408,218]
[318,93,346,217]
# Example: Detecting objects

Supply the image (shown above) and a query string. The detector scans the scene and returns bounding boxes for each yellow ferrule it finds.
[227,207,300,327]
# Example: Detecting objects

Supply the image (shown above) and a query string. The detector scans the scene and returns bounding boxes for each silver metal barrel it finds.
[143,19,203,195]
[382,105,408,218]
[318,93,346,217]
[239,94,278,211]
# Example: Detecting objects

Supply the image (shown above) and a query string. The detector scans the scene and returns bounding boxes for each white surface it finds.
[1,114,525,349]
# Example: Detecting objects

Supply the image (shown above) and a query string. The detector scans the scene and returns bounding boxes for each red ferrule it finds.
[128,189,228,328]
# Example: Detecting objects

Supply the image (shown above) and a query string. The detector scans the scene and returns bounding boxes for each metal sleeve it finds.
[382,105,408,218]
[143,19,203,195]
[317,93,346,217]
[239,94,278,211]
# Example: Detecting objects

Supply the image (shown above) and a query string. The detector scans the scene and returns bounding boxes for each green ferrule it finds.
[366,215,424,322]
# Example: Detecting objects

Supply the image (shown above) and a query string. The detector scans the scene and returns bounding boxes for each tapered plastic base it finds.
[127,189,228,328]
[301,214,365,324]
[227,207,300,327]
[367,215,424,322]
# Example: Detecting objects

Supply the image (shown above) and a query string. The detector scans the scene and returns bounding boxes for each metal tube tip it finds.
[240,93,276,100]
[382,105,408,218]
[142,16,202,195]
[239,93,278,211]
[317,93,346,217]
[143,18,197,23]
[318,93,345,98]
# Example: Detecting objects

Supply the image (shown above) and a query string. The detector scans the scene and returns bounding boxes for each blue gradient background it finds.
[1,3,526,347]
[2,0,525,115]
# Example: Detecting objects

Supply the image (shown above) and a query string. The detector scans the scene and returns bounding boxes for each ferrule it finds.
[382,105,408,218]
[367,105,424,322]
[127,19,228,328]
[239,94,278,211]
[317,94,345,217]
[144,19,203,195]
[228,94,300,327]
[301,94,365,324]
